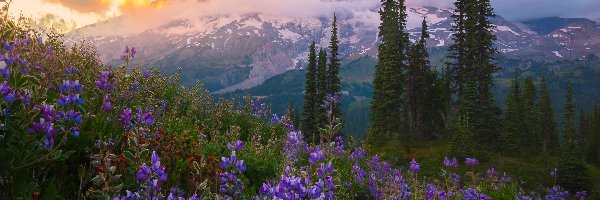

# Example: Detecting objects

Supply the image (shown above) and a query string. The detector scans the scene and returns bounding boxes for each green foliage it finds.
[369,0,409,144]
[558,82,591,192]
[327,14,343,122]
[316,49,328,129]
[302,42,319,144]
[501,73,522,154]
[405,18,447,141]
[450,115,474,158]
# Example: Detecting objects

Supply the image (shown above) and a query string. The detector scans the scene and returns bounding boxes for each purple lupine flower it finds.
[409,159,420,173]
[308,146,325,165]
[136,165,151,181]
[137,109,155,125]
[143,70,151,78]
[220,157,231,169]
[43,137,54,148]
[131,47,136,58]
[466,157,479,166]
[250,98,266,117]
[71,126,80,137]
[0,61,9,78]
[96,71,115,91]
[59,80,70,91]
[348,148,365,161]
[0,82,11,95]
[227,140,244,151]
[234,140,244,151]
[444,157,458,168]
[270,114,283,124]
[486,167,498,178]
[101,95,112,112]
[550,168,557,177]
[545,186,570,200]
[236,160,246,172]
[70,80,83,91]
[500,172,512,184]
[119,108,134,129]
[576,191,588,200]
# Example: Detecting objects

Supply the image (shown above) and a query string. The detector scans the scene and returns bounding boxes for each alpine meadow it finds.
[2,0,600,199]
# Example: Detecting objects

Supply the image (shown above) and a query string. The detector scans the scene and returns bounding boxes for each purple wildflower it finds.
[466,157,479,166]
[409,159,420,173]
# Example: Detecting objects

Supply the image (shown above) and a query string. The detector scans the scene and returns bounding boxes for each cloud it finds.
[77,0,382,36]
[42,0,112,14]
[36,13,77,33]
[491,0,600,21]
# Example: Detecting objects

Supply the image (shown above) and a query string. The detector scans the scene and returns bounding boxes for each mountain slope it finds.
[68,6,600,92]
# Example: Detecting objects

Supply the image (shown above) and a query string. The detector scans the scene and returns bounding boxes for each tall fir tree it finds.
[557,81,590,192]
[327,14,342,122]
[447,0,501,148]
[450,81,478,158]
[586,102,600,166]
[578,106,591,153]
[539,77,559,155]
[406,17,431,139]
[521,77,539,151]
[500,72,522,154]
[369,0,409,144]
[302,42,318,143]
[316,48,328,128]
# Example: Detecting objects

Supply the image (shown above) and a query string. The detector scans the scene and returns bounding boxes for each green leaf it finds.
[124,151,135,161]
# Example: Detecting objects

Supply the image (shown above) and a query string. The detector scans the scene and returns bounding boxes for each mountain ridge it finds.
[66,6,600,92]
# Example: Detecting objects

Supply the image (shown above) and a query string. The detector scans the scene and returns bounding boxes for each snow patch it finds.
[437,39,445,47]
[500,48,518,53]
[495,26,521,36]
[278,29,302,42]
[553,51,563,58]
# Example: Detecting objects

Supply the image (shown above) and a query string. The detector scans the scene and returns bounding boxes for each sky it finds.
[7,0,600,33]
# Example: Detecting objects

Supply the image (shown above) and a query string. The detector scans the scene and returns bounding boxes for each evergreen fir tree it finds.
[316,48,328,128]
[586,102,600,166]
[578,106,591,153]
[521,77,539,151]
[450,81,478,158]
[557,81,590,192]
[447,0,501,148]
[450,114,473,158]
[369,0,409,144]
[501,72,522,153]
[327,14,342,122]
[539,77,559,155]
[302,42,318,143]
[406,17,431,139]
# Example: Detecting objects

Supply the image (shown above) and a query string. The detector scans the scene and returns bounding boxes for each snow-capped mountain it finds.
[67,6,600,92]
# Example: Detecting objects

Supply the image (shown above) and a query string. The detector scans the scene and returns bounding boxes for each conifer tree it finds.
[327,14,342,121]
[302,42,318,143]
[578,106,591,153]
[450,81,478,158]
[406,17,431,139]
[539,77,558,154]
[447,0,500,148]
[369,0,409,144]
[521,77,539,151]
[586,102,600,166]
[316,48,328,127]
[450,115,473,158]
[557,81,590,192]
[501,72,522,153]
